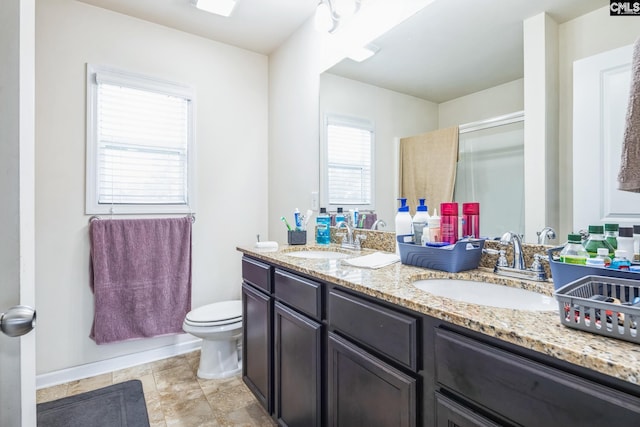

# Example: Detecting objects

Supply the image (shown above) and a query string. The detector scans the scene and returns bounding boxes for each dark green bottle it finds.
[583,225,615,257]
[604,223,619,250]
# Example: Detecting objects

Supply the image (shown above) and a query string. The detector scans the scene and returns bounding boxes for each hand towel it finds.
[342,252,400,269]
[399,127,459,214]
[89,217,192,344]
[619,37,640,192]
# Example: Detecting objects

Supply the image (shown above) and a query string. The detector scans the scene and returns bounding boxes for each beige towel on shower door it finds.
[399,126,459,215]
[619,37,640,192]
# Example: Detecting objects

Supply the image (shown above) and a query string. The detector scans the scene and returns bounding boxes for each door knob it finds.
[1,305,36,337]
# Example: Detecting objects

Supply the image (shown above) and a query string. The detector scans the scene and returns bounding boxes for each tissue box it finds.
[287,230,307,245]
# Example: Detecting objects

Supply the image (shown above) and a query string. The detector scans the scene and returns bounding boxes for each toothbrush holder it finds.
[287,230,307,245]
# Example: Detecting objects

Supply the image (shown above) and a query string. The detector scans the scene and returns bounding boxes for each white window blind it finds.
[325,115,374,206]
[86,65,195,214]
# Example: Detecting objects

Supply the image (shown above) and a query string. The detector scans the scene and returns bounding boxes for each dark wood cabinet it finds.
[434,393,501,427]
[241,263,273,414]
[242,282,272,412]
[430,325,640,427]
[240,253,640,427]
[327,332,417,427]
[274,301,323,427]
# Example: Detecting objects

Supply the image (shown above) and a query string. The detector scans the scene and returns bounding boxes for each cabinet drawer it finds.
[328,289,418,370]
[435,328,640,427]
[242,256,272,293]
[274,269,321,319]
[435,392,501,427]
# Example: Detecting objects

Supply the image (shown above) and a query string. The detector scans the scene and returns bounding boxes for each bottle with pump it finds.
[412,199,430,246]
[559,234,588,265]
[316,208,331,245]
[583,225,614,257]
[609,250,631,270]
[395,198,413,254]
[335,207,345,226]
[440,202,459,245]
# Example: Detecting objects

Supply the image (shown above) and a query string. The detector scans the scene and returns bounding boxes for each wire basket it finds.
[554,275,640,344]
[397,237,485,273]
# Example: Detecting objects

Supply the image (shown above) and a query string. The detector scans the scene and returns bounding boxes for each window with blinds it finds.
[323,115,374,207]
[86,65,195,214]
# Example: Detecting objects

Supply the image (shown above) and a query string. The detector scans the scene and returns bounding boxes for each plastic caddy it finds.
[397,236,485,273]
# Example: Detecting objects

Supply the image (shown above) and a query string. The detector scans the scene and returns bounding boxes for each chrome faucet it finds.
[492,231,547,281]
[336,221,364,250]
[372,219,387,230]
[500,231,525,270]
[336,221,355,248]
[536,227,557,245]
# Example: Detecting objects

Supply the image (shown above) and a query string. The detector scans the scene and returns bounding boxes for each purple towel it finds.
[89,217,192,345]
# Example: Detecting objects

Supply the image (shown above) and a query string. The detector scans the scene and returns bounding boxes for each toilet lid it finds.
[186,300,242,324]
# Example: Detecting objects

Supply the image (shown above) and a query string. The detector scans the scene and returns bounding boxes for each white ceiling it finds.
[76,0,318,55]
[328,0,608,102]
[77,0,608,102]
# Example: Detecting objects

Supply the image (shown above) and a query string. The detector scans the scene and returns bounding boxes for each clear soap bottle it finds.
[559,234,588,265]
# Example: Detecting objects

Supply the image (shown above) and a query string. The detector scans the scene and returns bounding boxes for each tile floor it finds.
[36,350,277,427]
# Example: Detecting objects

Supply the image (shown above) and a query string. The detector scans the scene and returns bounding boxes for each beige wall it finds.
[35,0,268,374]
[558,6,640,240]
[320,73,439,226]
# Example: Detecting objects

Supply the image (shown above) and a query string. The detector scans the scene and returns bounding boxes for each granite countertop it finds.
[237,243,640,387]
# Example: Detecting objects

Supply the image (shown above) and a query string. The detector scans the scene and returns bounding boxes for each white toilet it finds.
[182,300,243,379]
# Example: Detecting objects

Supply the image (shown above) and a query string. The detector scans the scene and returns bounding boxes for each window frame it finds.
[85,64,197,215]
[320,113,375,210]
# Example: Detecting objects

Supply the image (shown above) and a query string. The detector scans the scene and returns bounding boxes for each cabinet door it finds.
[328,333,416,427]
[435,393,501,427]
[274,301,322,427]
[242,282,272,413]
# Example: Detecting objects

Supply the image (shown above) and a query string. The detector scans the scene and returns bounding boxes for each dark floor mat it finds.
[37,379,149,427]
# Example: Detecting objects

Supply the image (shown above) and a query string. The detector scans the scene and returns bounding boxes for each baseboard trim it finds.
[36,338,202,390]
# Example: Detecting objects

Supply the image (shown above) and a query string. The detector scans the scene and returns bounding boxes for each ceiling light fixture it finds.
[347,44,379,62]
[314,0,362,33]
[191,0,236,17]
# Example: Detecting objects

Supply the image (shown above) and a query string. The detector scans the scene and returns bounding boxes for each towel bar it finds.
[88,215,195,224]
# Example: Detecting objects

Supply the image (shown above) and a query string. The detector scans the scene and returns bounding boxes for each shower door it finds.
[454,120,525,239]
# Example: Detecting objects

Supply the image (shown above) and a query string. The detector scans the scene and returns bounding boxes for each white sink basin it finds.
[285,250,351,260]
[413,279,556,311]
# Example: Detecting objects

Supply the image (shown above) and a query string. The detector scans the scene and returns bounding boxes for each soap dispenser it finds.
[395,198,413,254]
[412,198,430,245]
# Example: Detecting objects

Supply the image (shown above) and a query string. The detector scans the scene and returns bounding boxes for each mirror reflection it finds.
[319,0,608,240]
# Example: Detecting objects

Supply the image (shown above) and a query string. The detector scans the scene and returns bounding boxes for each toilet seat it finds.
[184,300,242,328]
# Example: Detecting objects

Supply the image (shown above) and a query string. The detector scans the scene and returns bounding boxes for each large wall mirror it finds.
[319,0,610,242]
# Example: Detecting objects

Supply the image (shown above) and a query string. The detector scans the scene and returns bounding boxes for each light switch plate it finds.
[311,191,319,211]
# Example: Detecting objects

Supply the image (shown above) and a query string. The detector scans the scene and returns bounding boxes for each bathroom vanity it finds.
[237,244,640,427]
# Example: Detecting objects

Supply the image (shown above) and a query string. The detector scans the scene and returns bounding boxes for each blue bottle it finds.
[335,207,345,225]
[316,207,331,245]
